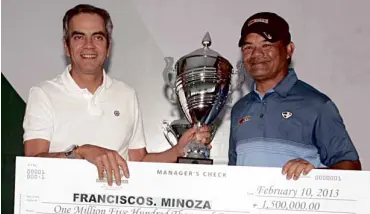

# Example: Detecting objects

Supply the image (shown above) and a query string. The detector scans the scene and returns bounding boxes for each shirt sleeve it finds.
[314,100,359,166]
[228,107,237,165]
[23,87,54,142]
[127,90,147,150]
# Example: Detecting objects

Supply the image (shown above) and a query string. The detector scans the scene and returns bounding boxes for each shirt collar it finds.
[274,68,298,97]
[253,82,275,100]
[251,68,298,99]
[61,64,113,93]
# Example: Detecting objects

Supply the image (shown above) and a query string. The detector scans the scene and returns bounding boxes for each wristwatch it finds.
[65,145,79,159]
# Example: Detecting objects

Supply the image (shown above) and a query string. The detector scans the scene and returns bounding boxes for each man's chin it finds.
[78,63,103,72]
[248,69,269,79]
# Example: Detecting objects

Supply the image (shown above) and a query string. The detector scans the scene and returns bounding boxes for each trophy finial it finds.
[202,32,212,47]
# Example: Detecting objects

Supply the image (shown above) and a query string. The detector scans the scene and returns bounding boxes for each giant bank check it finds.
[14,157,370,214]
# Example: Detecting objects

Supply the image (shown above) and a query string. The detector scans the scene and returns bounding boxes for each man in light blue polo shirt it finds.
[229,12,361,180]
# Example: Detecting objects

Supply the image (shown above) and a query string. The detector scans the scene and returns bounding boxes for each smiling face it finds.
[241,33,294,82]
[64,13,110,75]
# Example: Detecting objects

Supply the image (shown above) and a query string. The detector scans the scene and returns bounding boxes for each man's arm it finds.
[326,160,361,170]
[23,87,128,185]
[23,87,78,159]
[282,159,362,181]
[314,100,361,169]
[283,100,362,179]
[23,87,55,148]
[25,138,129,185]
[127,89,211,163]
[128,126,210,162]
[24,139,70,158]
[282,100,361,180]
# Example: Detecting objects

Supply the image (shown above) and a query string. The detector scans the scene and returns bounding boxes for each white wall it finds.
[2,0,370,168]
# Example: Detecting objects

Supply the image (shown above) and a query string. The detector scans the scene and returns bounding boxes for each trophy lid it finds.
[175,32,232,73]
[180,32,223,59]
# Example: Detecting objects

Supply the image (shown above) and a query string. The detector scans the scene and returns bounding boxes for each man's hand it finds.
[76,145,129,186]
[282,158,315,180]
[175,125,212,156]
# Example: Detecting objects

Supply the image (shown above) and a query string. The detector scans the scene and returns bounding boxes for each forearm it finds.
[327,160,362,170]
[31,149,82,159]
[31,152,68,158]
[142,147,182,163]
[24,139,83,159]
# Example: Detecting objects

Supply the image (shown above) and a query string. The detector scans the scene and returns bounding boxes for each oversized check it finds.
[14,157,370,214]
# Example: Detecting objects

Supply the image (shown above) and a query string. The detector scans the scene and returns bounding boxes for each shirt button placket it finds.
[260,100,267,136]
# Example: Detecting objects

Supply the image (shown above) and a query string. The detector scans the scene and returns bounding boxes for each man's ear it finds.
[286,42,295,60]
[64,39,71,57]
[106,41,112,58]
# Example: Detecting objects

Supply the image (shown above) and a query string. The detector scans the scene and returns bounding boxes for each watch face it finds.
[66,146,74,153]
[66,145,75,153]
[65,145,78,158]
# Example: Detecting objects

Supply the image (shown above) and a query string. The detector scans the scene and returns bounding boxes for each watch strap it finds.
[65,145,79,159]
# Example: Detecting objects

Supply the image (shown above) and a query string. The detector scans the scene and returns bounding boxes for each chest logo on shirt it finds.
[238,115,252,124]
[282,111,292,119]
[114,110,120,117]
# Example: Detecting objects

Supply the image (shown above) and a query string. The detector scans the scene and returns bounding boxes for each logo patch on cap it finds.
[263,32,272,40]
[248,18,269,26]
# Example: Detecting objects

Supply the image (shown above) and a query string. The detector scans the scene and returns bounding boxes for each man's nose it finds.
[83,37,94,48]
[250,46,264,57]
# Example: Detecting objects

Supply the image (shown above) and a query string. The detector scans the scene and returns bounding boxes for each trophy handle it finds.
[230,60,246,93]
[226,60,245,106]
[163,57,177,104]
[161,120,178,147]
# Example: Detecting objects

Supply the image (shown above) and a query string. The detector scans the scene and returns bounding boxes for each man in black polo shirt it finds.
[229,12,361,180]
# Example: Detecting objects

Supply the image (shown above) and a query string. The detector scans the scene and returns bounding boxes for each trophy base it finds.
[177,157,213,165]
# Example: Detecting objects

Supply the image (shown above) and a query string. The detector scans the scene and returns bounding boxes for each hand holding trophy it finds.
[162,32,244,164]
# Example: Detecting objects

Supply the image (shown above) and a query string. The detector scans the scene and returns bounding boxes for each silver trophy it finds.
[162,32,243,164]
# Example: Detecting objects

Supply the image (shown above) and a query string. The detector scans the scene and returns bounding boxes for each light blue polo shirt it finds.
[228,68,359,168]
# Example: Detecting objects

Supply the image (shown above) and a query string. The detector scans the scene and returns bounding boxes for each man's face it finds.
[241,33,293,81]
[64,13,110,74]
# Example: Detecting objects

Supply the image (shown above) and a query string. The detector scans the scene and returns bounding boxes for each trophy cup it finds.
[162,32,243,164]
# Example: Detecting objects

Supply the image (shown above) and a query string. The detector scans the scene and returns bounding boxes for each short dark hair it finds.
[62,4,113,46]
